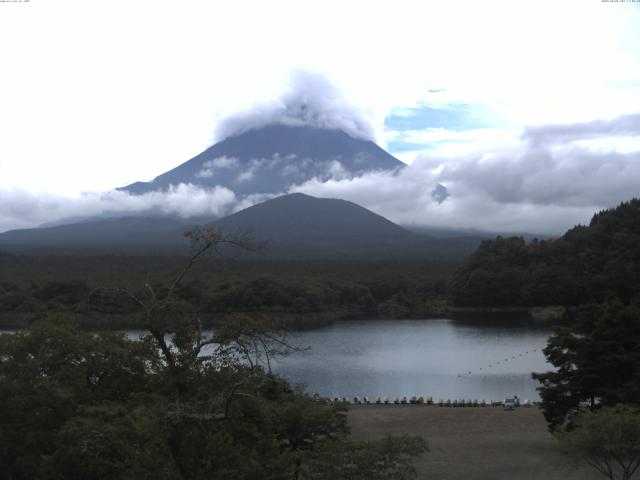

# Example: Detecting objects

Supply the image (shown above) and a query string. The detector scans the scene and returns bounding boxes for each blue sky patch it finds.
[385,103,493,132]
[386,136,471,153]
[385,140,437,153]
[384,102,502,155]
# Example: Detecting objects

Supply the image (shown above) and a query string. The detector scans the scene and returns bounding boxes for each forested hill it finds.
[451,199,640,307]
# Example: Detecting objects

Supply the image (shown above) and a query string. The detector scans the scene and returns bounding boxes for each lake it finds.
[270,319,552,401]
[2,318,554,401]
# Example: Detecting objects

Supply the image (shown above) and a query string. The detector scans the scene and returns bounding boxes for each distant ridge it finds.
[206,193,484,259]
[211,193,417,245]
[0,194,481,260]
[0,216,190,254]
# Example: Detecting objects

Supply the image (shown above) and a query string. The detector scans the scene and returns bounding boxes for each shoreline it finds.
[0,307,568,331]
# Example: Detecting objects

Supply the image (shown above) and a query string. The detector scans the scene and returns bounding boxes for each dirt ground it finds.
[348,405,601,480]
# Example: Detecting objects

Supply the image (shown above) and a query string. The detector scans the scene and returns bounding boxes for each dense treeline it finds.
[516,200,640,436]
[0,261,453,329]
[451,199,640,307]
[6,199,640,325]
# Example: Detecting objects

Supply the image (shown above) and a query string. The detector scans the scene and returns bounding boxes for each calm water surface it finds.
[270,319,552,401]
[2,318,553,401]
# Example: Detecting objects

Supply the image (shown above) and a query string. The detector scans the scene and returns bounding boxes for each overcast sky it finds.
[1,0,639,234]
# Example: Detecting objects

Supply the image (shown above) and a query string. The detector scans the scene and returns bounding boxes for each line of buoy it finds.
[316,395,535,408]
[455,347,542,379]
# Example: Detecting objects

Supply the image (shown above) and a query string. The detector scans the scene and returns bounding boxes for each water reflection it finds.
[271,319,552,401]
[1,318,552,401]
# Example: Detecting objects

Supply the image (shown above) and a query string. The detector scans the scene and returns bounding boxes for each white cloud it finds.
[233,158,268,184]
[195,170,214,179]
[0,0,638,199]
[290,114,640,235]
[325,160,349,181]
[2,113,638,237]
[384,127,523,165]
[281,164,300,177]
[215,71,376,142]
[0,184,236,233]
[0,1,639,237]
[236,170,255,183]
[195,156,240,178]
[232,193,279,214]
[210,156,240,169]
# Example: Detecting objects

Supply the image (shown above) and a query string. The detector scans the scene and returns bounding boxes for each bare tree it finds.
[91,227,279,370]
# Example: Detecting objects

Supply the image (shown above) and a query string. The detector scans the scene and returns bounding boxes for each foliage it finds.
[451,199,640,307]
[533,302,640,431]
[0,322,158,480]
[0,229,426,479]
[0,260,454,329]
[556,405,640,480]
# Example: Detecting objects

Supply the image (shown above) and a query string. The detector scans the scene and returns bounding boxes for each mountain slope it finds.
[210,193,417,250]
[0,193,481,260]
[120,125,405,196]
[209,193,482,259]
[0,194,416,256]
[0,217,191,253]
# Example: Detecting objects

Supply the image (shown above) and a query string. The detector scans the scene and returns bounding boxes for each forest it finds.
[2,201,640,478]
[451,199,640,308]
[0,231,428,480]
[2,200,640,331]
[0,255,454,330]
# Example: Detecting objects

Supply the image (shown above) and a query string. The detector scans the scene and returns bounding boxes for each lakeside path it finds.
[348,405,600,480]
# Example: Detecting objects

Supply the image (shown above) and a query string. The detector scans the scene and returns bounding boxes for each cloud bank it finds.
[1,114,638,237]
[290,114,640,234]
[215,71,376,142]
[0,184,236,233]
[522,113,640,148]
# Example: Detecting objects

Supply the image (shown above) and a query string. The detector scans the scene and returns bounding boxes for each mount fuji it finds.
[120,124,405,196]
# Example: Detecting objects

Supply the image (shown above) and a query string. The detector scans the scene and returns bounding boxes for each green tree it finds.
[533,302,640,431]
[451,199,640,308]
[557,405,640,480]
[0,321,157,480]
[0,228,427,480]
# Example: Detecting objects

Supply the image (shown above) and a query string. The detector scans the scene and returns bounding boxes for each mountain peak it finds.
[220,123,358,142]
[120,124,404,196]
[211,193,417,248]
[213,71,376,142]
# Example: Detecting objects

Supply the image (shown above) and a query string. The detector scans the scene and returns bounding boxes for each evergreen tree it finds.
[533,302,640,431]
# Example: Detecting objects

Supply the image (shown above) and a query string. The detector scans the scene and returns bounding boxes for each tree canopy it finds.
[533,301,640,431]
[0,229,427,479]
[557,405,640,480]
[451,199,640,307]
